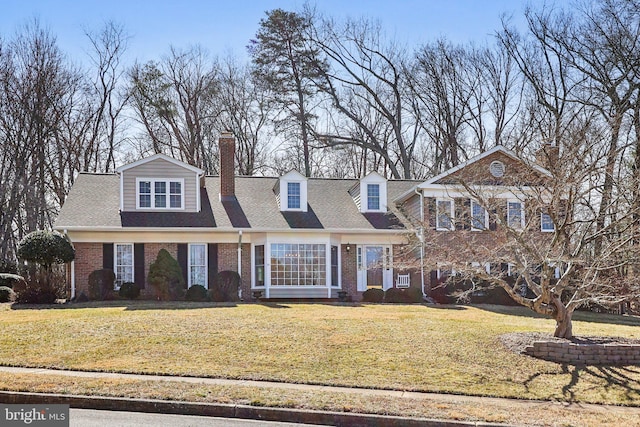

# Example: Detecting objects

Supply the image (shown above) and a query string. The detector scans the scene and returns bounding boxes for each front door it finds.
[357,245,393,291]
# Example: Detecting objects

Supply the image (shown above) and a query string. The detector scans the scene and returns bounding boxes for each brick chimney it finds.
[535,142,559,170]
[219,131,235,201]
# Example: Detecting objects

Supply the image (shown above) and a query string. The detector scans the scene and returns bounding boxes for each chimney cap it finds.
[220,130,234,138]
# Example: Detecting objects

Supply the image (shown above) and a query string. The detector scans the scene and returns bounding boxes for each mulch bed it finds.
[500,332,640,355]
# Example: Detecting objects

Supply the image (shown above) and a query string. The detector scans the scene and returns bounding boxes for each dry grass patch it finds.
[1,373,639,426]
[1,302,640,405]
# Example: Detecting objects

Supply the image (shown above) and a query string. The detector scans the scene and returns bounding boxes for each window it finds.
[137,178,184,209]
[471,201,488,230]
[507,201,524,229]
[287,182,301,209]
[436,199,453,230]
[331,245,339,287]
[255,245,265,287]
[188,244,206,288]
[367,184,380,210]
[541,212,554,232]
[139,181,151,208]
[270,243,326,286]
[114,244,133,290]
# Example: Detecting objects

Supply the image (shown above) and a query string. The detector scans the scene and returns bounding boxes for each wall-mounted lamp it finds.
[346,243,351,253]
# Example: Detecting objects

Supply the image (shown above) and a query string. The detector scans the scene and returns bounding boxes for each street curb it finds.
[0,390,515,427]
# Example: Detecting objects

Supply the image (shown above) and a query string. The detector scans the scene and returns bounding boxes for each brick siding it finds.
[341,244,358,301]
[72,243,103,297]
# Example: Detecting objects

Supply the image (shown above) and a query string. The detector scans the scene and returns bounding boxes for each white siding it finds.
[122,158,198,212]
[269,288,330,298]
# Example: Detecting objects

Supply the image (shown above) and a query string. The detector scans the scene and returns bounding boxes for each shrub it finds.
[17,231,75,268]
[186,284,209,302]
[210,271,240,302]
[362,288,384,303]
[118,282,141,299]
[75,292,89,303]
[0,260,18,288]
[384,287,407,303]
[14,268,65,304]
[148,249,185,300]
[0,286,16,303]
[404,286,424,303]
[88,269,116,300]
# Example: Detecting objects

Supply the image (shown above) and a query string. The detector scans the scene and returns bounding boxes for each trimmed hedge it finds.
[186,285,209,302]
[118,282,141,299]
[148,249,185,300]
[362,288,384,303]
[88,269,116,300]
[210,271,241,302]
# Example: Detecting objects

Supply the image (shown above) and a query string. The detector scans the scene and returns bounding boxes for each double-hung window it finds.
[541,212,555,232]
[471,200,488,230]
[507,201,524,229]
[367,184,380,210]
[188,244,207,288]
[137,178,183,209]
[287,182,301,209]
[114,243,134,290]
[436,199,453,231]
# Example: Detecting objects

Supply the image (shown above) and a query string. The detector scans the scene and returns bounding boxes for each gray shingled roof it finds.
[55,173,418,231]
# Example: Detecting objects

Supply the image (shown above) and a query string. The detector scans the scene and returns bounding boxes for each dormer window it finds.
[356,172,387,213]
[278,170,307,212]
[367,184,380,210]
[288,182,301,209]
[136,178,184,210]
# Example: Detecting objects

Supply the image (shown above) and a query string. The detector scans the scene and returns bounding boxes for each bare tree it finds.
[310,16,420,179]
[129,46,220,173]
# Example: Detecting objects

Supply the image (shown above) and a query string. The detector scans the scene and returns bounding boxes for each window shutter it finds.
[134,244,145,288]
[103,243,114,271]
[177,244,188,288]
[426,197,436,229]
[455,198,470,230]
[208,243,218,288]
[489,201,498,231]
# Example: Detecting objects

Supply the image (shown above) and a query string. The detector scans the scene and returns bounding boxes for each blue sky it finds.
[2,0,532,66]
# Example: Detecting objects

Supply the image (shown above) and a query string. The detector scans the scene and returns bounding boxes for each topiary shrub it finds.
[88,269,116,300]
[186,284,209,302]
[210,271,240,302]
[0,286,16,303]
[118,282,141,299]
[148,249,185,300]
[362,288,384,303]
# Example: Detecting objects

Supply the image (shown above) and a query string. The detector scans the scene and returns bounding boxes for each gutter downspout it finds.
[415,188,426,298]
[238,230,243,300]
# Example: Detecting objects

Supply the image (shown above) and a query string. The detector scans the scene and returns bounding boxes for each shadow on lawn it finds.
[10,300,239,311]
[524,364,640,403]
[474,303,640,327]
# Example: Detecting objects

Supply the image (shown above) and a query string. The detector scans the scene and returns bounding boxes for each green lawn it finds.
[1,302,640,407]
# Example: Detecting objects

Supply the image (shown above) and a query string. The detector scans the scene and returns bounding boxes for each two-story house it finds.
[54,133,421,301]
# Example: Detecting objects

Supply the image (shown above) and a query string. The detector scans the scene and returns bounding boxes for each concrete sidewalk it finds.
[0,366,637,426]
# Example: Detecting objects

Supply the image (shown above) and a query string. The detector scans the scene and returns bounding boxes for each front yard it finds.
[1,302,639,423]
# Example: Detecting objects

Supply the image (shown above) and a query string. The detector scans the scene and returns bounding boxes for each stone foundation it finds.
[525,341,640,365]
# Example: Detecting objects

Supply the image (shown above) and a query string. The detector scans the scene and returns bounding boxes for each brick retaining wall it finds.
[525,341,640,365]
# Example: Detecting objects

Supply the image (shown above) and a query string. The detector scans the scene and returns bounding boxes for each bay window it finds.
[270,243,326,286]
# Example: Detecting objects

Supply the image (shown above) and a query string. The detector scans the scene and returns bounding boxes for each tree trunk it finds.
[553,301,573,339]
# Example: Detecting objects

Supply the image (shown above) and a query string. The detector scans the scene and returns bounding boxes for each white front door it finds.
[356,245,393,291]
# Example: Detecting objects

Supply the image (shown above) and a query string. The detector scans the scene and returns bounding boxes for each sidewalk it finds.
[0,366,638,426]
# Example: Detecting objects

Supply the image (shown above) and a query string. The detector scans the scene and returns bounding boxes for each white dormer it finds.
[278,170,308,212]
[359,172,387,213]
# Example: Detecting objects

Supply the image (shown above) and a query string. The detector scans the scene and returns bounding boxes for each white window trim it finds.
[470,200,489,231]
[279,172,308,212]
[507,199,525,229]
[359,173,387,213]
[541,212,555,232]
[136,177,185,210]
[367,183,381,211]
[114,243,134,291]
[188,243,207,288]
[287,181,302,210]
[436,198,454,231]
